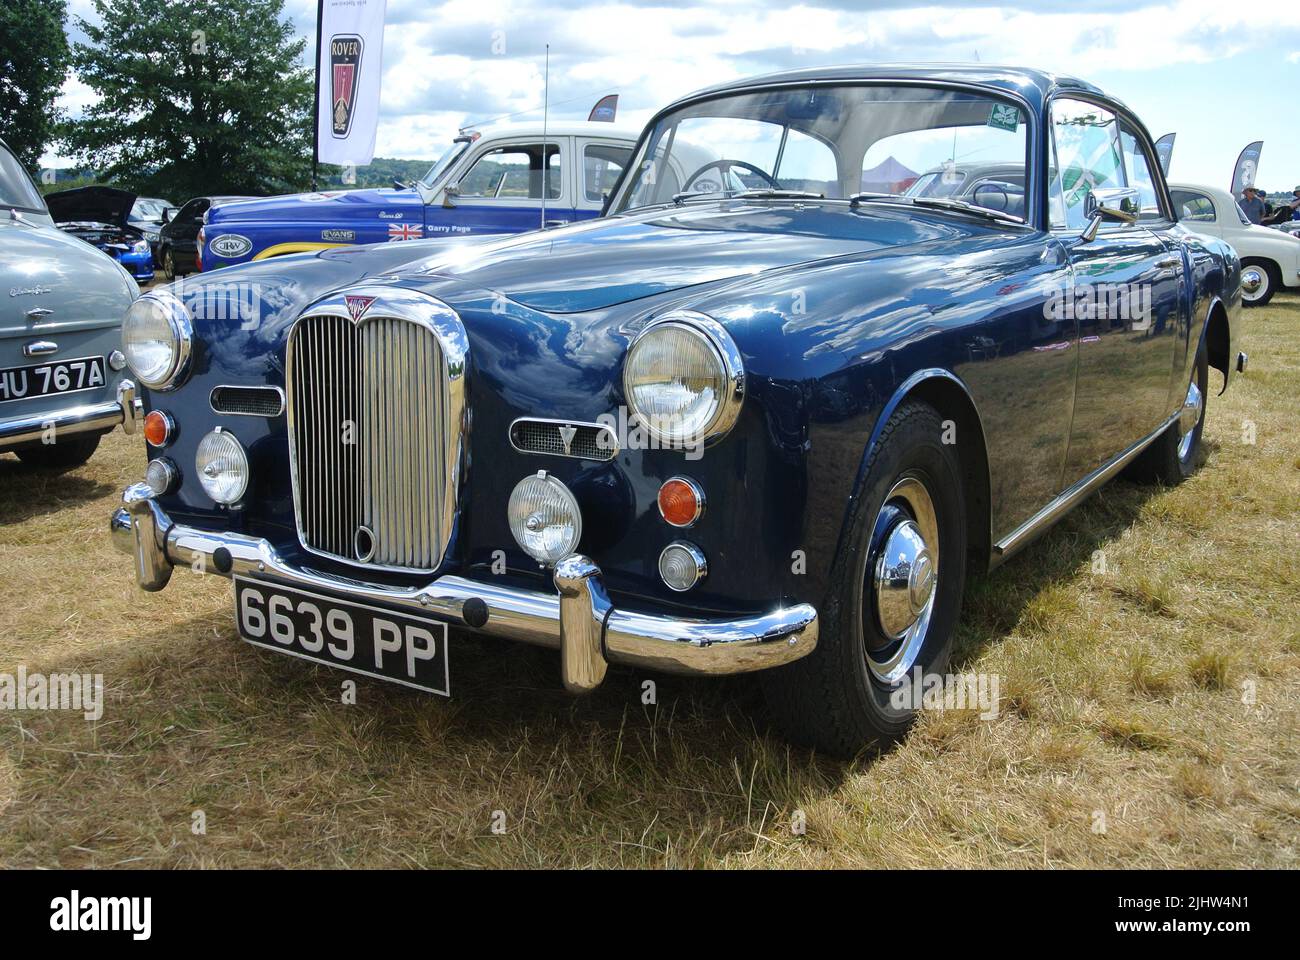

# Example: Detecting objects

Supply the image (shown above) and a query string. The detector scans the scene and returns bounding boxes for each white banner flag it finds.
[316,0,387,167]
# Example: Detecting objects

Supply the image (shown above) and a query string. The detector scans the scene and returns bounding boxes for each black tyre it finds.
[1240,259,1279,307]
[163,248,178,281]
[15,434,102,469]
[762,400,968,758]
[1127,338,1208,485]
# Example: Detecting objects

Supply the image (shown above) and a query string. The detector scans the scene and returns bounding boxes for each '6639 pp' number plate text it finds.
[234,577,450,695]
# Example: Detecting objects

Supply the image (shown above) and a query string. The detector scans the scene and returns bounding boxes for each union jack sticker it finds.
[387,223,423,242]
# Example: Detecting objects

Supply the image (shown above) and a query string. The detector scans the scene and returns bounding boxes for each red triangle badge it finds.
[345,295,376,322]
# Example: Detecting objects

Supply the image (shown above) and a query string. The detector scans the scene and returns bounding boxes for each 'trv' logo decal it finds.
[330,34,363,139]
[345,295,376,322]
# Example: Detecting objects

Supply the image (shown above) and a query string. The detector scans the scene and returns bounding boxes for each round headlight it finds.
[623,312,744,447]
[508,471,582,565]
[195,428,249,504]
[122,291,192,389]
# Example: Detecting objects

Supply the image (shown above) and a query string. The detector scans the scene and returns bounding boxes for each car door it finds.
[167,199,207,268]
[429,137,570,236]
[574,139,634,223]
[1048,97,1181,482]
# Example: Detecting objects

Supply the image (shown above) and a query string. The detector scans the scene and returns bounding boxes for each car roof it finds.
[459,120,641,141]
[1168,183,1233,206]
[671,62,1109,113]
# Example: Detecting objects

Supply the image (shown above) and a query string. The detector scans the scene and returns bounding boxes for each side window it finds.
[1050,98,1123,230]
[458,144,561,200]
[1170,190,1216,223]
[774,129,840,197]
[584,144,632,202]
[1119,123,1164,221]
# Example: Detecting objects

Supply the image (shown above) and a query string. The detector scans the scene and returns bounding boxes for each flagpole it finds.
[540,43,549,230]
[311,0,324,191]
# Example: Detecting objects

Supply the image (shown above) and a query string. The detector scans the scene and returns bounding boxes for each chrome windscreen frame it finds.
[284,285,469,574]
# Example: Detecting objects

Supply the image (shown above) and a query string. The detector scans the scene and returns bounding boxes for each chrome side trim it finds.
[109,488,819,685]
[994,411,1178,558]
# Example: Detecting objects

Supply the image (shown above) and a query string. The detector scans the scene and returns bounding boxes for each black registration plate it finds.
[0,355,107,404]
[234,577,450,696]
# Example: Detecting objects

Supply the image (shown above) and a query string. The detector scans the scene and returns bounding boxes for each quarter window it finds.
[1170,189,1216,223]
[1119,123,1164,221]
[459,144,561,200]
[583,144,632,202]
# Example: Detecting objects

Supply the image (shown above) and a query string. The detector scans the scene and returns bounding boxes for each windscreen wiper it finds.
[848,192,1023,224]
[733,189,825,201]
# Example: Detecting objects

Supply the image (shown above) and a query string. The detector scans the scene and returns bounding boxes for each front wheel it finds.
[1240,259,1279,307]
[762,400,968,758]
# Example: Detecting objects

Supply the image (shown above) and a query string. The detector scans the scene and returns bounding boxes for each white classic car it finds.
[1170,182,1300,306]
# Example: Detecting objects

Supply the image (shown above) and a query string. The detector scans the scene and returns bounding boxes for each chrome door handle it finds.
[1155,256,1181,269]
[25,307,53,320]
[543,219,570,228]
[23,340,58,357]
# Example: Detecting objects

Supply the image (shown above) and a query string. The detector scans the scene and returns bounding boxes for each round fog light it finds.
[659,541,707,592]
[508,471,582,565]
[195,428,249,504]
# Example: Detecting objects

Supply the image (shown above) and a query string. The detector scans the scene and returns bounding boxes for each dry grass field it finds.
[1,300,1297,869]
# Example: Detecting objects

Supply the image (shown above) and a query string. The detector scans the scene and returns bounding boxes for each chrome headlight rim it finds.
[123,289,193,391]
[622,310,745,449]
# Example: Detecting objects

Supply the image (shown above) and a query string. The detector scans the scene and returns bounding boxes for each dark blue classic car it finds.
[110,65,1244,756]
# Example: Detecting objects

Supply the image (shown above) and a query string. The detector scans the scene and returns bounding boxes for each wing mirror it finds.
[441,183,460,209]
[1081,187,1140,241]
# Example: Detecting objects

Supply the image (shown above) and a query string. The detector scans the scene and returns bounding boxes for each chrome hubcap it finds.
[1177,378,1203,462]
[867,476,939,684]
[1241,267,1265,301]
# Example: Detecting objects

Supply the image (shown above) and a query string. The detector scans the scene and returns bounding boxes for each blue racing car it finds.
[45,186,155,283]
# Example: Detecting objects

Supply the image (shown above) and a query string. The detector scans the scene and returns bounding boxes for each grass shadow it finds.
[0,455,116,526]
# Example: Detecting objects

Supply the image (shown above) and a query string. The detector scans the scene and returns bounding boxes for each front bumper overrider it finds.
[0,379,142,449]
[109,483,818,693]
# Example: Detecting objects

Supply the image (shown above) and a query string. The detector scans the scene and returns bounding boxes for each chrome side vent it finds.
[287,298,464,573]
[210,385,285,417]
[509,418,618,461]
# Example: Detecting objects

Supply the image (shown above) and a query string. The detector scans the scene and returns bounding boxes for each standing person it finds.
[1292,186,1300,221]
[1240,186,1266,224]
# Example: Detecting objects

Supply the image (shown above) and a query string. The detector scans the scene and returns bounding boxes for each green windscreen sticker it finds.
[987,104,1020,132]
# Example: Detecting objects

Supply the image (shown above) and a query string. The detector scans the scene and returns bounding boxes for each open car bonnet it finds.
[44,185,137,228]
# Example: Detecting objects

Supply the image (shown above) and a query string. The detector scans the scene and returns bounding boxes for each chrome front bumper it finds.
[109,484,818,693]
[0,379,142,448]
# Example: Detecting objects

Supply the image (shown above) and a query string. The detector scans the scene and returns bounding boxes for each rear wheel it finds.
[1128,339,1208,484]
[762,400,968,758]
[1240,259,1279,307]
[163,248,178,281]
[15,434,101,469]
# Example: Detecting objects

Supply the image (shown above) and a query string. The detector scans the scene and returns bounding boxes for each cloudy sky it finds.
[51,0,1300,190]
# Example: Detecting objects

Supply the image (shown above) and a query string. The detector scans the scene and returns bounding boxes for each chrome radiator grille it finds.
[288,313,450,571]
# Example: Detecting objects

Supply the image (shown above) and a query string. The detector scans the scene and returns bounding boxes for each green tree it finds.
[0,0,70,170]
[62,0,312,199]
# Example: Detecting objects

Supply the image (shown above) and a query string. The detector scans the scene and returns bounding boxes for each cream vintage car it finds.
[1170,182,1300,306]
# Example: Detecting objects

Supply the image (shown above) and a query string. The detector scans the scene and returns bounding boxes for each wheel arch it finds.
[1200,295,1232,395]
[843,368,993,576]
